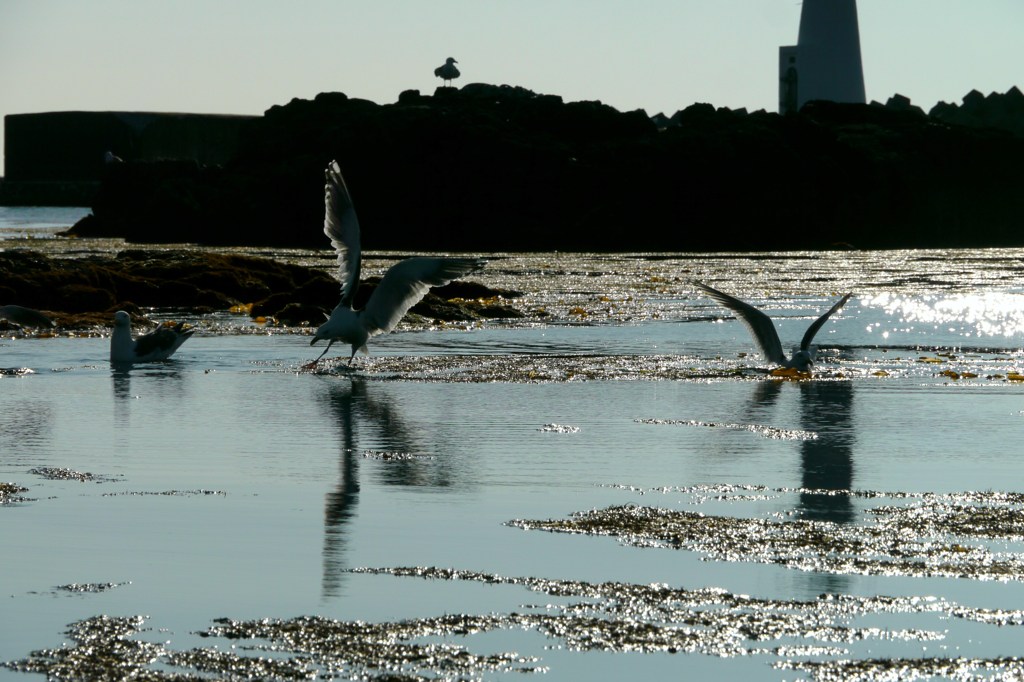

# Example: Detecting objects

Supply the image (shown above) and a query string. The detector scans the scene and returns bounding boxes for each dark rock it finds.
[431,279,524,300]
[249,272,337,320]
[477,304,526,319]
[272,302,328,326]
[668,102,718,127]
[873,94,926,118]
[0,250,318,323]
[929,86,1024,138]
[63,83,1024,251]
[397,89,427,105]
[0,249,514,328]
[409,295,482,322]
[62,283,117,313]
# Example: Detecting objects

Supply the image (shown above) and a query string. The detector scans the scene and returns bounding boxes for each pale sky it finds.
[1,0,1022,168]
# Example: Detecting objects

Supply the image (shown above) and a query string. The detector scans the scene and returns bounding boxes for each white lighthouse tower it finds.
[779,0,866,114]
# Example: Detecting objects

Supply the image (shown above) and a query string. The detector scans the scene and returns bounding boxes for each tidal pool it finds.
[2,245,1024,680]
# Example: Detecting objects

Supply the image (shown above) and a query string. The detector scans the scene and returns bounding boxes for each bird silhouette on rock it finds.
[434,57,460,86]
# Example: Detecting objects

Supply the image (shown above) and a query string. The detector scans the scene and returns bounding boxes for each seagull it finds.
[694,282,852,373]
[308,161,485,367]
[434,57,460,86]
[0,305,55,328]
[109,310,194,364]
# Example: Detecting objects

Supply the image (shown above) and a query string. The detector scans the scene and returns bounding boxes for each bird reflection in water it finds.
[797,379,856,525]
[743,376,857,596]
[741,370,856,524]
[798,377,857,597]
[111,365,185,429]
[319,377,435,599]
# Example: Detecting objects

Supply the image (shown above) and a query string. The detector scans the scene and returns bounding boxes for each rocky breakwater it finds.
[0,250,520,330]
[67,84,1024,251]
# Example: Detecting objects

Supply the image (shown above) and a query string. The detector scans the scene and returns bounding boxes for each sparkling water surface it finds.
[2,209,1024,679]
[0,206,89,240]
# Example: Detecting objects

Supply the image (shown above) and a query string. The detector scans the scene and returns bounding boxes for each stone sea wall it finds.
[1,111,255,205]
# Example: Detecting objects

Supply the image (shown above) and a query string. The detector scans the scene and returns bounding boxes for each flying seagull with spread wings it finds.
[694,282,852,373]
[308,161,485,367]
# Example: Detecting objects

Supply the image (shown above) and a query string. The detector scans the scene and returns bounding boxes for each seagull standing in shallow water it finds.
[307,161,485,367]
[694,282,852,373]
[434,57,460,86]
[110,311,194,364]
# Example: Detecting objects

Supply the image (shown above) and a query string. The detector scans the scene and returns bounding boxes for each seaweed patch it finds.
[54,581,132,595]
[101,489,227,498]
[313,353,766,383]
[509,490,1024,582]
[636,417,818,441]
[2,612,542,680]
[538,423,581,433]
[7,564,1024,680]
[361,449,434,461]
[28,467,116,482]
[0,481,31,504]
[776,656,1024,681]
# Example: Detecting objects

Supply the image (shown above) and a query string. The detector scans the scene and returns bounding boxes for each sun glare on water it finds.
[862,291,1024,340]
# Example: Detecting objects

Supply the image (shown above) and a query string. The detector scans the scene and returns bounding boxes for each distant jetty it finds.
[0,111,255,206]
[7,84,1024,251]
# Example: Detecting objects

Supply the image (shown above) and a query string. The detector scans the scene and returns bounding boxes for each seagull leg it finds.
[314,340,336,363]
[302,340,334,370]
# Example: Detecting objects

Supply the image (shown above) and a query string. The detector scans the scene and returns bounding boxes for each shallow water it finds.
[0,206,89,240]
[3,220,1024,679]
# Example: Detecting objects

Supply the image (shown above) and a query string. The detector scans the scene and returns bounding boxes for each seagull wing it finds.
[361,257,485,335]
[799,293,853,351]
[694,282,787,365]
[133,323,194,359]
[0,305,54,328]
[323,161,361,307]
